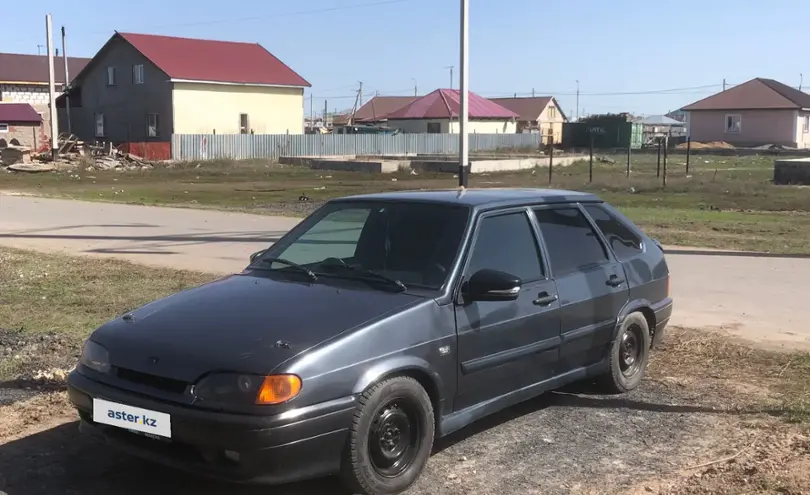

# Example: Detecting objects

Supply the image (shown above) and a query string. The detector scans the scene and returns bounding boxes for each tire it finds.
[340,376,435,495]
[600,312,651,394]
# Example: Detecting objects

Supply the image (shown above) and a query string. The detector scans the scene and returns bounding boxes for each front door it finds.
[454,209,562,411]
[532,206,629,372]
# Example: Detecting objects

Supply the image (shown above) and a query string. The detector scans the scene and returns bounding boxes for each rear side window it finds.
[466,212,544,281]
[534,207,608,276]
[584,205,643,261]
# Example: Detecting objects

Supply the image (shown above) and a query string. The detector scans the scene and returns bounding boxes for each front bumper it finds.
[67,370,355,485]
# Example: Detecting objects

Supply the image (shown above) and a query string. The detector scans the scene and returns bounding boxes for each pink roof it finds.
[384,89,518,120]
[0,103,41,123]
[118,32,311,87]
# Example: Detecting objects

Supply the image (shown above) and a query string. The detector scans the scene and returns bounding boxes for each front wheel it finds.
[600,312,651,393]
[341,376,435,495]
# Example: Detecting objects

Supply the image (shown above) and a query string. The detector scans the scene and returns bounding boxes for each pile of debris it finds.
[1,133,156,173]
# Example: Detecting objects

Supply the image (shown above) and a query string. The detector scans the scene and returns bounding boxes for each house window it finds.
[427,122,441,134]
[106,67,116,86]
[548,106,556,119]
[0,124,8,133]
[147,113,160,137]
[725,114,741,133]
[239,113,249,134]
[95,113,105,137]
[133,64,144,84]
[804,115,809,134]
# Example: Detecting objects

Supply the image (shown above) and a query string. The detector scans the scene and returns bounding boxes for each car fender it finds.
[352,355,443,397]
[613,298,654,339]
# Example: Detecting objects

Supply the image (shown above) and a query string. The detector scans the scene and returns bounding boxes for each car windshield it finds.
[255,201,471,290]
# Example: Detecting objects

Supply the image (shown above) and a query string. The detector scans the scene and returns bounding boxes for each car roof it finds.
[334,188,602,209]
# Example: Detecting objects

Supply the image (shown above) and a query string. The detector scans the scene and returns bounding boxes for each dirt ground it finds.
[1,328,807,495]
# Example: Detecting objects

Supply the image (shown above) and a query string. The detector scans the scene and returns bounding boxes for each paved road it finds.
[1,194,807,351]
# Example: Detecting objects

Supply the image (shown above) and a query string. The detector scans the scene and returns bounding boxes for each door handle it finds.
[533,293,558,306]
[606,275,625,287]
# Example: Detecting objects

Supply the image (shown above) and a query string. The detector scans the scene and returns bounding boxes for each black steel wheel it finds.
[600,312,651,393]
[341,376,434,495]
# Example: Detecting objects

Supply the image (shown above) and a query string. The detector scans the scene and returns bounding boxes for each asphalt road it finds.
[1,194,807,350]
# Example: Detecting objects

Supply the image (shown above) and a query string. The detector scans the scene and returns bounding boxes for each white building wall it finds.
[0,84,58,105]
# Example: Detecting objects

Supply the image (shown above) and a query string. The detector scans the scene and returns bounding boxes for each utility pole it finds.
[722,78,727,91]
[61,26,71,135]
[37,44,44,55]
[445,66,455,89]
[575,80,580,121]
[412,78,418,96]
[532,88,535,98]
[800,74,804,91]
[323,100,328,127]
[45,14,59,160]
[358,81,363,106]
[458,0,469,188]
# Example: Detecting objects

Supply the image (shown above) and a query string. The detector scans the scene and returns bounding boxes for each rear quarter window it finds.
[583,205,643,261]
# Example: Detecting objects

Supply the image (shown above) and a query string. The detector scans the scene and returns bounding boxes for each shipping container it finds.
[562,121,643,150]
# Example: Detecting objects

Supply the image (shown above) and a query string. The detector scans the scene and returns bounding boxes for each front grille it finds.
[115,367,189,394]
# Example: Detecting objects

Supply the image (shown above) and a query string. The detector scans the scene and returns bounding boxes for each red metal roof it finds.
[355,96,419,121]
[0,103,42,123]
[117,32,311,87]
[682,78,810,111]
[384,89,518,120]
[0,52,90,85]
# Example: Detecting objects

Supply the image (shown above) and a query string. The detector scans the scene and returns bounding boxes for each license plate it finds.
[93,398,172,439]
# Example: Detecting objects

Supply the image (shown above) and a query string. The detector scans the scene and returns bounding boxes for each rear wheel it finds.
[600,312,651,393]
[341,376,434,495]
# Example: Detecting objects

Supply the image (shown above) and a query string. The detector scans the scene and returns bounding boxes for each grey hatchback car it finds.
[67,188,672,495]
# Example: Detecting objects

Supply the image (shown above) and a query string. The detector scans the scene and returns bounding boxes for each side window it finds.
[466,212,544,281]
[534,207,608,277]
[584,205,643,261]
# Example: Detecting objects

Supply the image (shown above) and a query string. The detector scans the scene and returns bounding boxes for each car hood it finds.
[91,273,424,383]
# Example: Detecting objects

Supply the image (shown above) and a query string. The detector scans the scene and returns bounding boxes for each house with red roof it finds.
[681,78,810,148]
[0,102,45,150]
[381,89,518,134]
[57,32,310,158]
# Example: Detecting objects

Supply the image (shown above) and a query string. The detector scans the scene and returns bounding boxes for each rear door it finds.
[532,205,629,372]
[454,208,561,411]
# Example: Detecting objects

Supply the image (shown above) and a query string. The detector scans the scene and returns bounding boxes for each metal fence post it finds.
[588,135,594,183]
[626,145,631,177]
[548,136,554,185]
[685,137,691,175]
[663,136,668,187]
[656,138,662,178]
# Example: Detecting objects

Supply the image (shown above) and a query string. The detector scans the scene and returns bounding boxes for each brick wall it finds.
[0,123,42,149]
[0,85,57,150]
[0,84,56,105]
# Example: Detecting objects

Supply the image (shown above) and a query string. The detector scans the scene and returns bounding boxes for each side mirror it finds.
[464,269,522,302]
[249,249,267,263]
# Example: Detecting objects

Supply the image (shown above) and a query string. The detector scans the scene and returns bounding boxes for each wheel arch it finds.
[616,299,656,346]
[352,357,443,433]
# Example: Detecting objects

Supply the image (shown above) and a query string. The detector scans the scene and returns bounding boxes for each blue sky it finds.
[3,0,808,118]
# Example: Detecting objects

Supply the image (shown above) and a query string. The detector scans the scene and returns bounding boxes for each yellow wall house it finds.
[58,31,310,145]
[490,96,568,144]
[384,89,518,134]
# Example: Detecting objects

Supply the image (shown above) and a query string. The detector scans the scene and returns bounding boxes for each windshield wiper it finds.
[256,257,318,281]
[319,260,406,292]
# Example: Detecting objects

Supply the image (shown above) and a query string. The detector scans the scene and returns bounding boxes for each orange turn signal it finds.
[256,375,302,405]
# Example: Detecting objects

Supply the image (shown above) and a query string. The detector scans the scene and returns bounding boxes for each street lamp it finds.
[458,0,469,188]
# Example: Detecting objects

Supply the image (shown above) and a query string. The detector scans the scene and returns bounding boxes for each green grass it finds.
[0,247,214,339]
[2,152,809,253]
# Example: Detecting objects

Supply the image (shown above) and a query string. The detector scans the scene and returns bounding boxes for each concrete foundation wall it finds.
[774,158,810,185]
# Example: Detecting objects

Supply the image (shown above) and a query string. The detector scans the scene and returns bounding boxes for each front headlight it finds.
[79,340,111,373]
[193,373,301,406]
